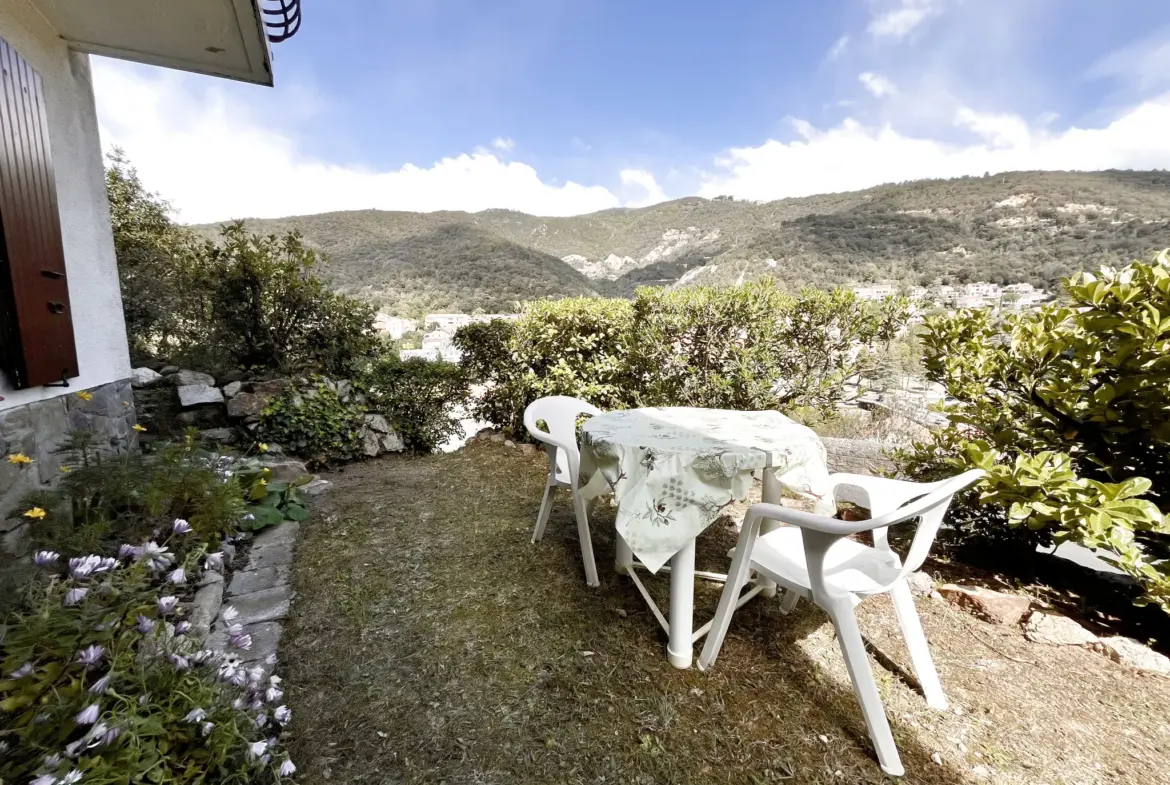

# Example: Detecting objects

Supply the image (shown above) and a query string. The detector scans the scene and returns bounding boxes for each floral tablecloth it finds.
[579,407,834,573]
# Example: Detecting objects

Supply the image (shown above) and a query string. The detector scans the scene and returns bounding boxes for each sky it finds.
[92,0,1170,223]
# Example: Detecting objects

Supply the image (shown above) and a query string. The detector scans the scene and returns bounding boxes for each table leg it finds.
[757,471,784,598]
[615,532,634,576]
[667,539,696,669]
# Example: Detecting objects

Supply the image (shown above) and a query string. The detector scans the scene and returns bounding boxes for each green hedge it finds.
[456,281,909,435]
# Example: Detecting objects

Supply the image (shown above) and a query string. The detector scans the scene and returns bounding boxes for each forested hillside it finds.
[202,170,1170,315]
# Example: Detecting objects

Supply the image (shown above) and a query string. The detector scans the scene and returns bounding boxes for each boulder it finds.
[938,584,1031,625]
[249,379,288,397]
[1023,611,1098,646]
[174,370,216,387]
[222,381,244,398]
[490,433,506,444]
[227,392,268,419]
[1095,636,1170,674]
[177,384,224,408]
[130,367,163,388]
[302,477,334,497]
[362,414,392,434]
[160,365,180,375]
[198,427,236,444]
[217,369,246,385]
[906,571,934,598]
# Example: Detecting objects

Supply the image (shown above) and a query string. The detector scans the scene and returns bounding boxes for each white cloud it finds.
[91,60,621,222]
[620,169,668,207]
[859,72,898,97]
[868,0,944,40]
[699,94,1170,201]
[827,35,850,60]
[491,136,516,152]
[1089,31,1170,92]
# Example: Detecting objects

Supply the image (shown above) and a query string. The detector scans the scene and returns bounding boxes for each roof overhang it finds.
[31,0,275,86]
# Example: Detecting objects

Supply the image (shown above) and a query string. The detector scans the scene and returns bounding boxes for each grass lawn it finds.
[282,442,1170,784]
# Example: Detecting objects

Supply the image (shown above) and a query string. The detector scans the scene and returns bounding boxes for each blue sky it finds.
[92,0,1170,222]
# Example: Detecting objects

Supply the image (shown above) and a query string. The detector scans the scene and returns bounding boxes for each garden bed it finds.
[282,443,1170,784]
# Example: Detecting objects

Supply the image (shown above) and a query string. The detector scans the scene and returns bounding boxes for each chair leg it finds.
[827,601,905,777]
[532,482,554,543]
[778,588,801,615]
[890,582,948,711]
[572,491,600,588]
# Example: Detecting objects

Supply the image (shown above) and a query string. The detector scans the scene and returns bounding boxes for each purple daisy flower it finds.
[33,550,59,566]
[204,551,224,572]
[75,704,100,725]
[174,620,192,635]
[184,708,207,722]
[279,759,297,777]
[274,705,292,725]
[75,644,104,667]
[201,721,215,736]
[136,614,156,634]
[229,631,253,652]
[117,543,137,560]
[64,587,88,606]
[10,661,34,678]
[247,740,268,760]
[156,596,179,616]
[172,518,192,535]
[88,672,112,694]
[167,567,186,586]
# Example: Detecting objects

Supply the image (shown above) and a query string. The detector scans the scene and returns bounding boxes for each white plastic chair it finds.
[524,396,604,587]
[698,469,985,777]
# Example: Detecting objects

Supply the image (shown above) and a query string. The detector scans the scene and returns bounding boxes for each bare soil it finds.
[281,443,1170,784]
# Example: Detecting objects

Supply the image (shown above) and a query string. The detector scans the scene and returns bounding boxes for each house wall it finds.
[0,0,131,413]
[0,2,135,557]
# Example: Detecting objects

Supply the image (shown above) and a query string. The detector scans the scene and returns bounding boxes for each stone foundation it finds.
[0,378,137,557]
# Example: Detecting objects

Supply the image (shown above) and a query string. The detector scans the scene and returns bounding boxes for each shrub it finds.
[893,250,1170,611]
[455,285,909,434]
[23,431,246,558]
[363,355,469,453]
[199,223,381,376]
[1,540,294,784]
[258,378,366,467]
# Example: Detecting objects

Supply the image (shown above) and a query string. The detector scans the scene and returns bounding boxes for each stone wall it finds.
[821,437,898,476]
[1,378,137,557]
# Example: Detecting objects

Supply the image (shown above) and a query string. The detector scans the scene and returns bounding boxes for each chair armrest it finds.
[829,473,936,517]
[746,502,884,537]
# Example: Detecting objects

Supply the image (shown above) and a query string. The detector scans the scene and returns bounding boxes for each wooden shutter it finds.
[0,35,77,390]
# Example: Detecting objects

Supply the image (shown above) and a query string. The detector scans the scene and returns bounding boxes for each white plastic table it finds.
[579,407,834,668]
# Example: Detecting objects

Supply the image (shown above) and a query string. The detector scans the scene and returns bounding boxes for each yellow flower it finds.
[122,401,130,407]
[23,507,47,520]
[7,453,33,466]
[132,424,147,432]
[59,466,73,473]
[258,443,269,453]
[76,390,93,401]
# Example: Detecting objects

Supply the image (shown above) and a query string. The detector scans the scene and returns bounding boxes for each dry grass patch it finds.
[281,443,1170,784]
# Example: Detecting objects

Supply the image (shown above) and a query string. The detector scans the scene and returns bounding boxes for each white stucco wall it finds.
[0,0,130,412]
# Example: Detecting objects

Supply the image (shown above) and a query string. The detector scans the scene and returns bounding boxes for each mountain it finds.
[202,170,1170,315]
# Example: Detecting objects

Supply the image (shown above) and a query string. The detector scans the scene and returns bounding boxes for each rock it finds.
[1095,636,1170,674]
[906,571,934,598]
[380,431,405,453]
[218,369,246,384]
[248,379,288,397]
[363,414,392,434]
[938,584,1031,625]
[220,541,237,564]
[1023,611,1098,646]
[302,477,333,497]
[217,585,292,627]
[253,521,300,549]
[189,579,224,638]
[490,433,506,444]
[222,381,244,398]
[160,365,180,375]
[131,367,163,388]
[177,384,225,407]
[227,392,267,419]
[238,621,282,665]
[361,428,382,457]
[229,564,292,596]
[174,370,216,387]
[476,428,495,441]
[504,439,516,448]
[198,427,236,444]
[260,459,309,484]
[245,543,294,571]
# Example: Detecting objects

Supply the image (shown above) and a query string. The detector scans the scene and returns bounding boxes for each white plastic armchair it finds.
[524,396,604,587]
[698,469,985,777]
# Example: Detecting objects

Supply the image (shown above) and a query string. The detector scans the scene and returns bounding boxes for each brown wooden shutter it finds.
[0,34,78,390]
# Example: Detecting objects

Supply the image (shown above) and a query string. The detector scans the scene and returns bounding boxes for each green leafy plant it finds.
[1,538,295,783]
[233,460,311,530]
[893,250,1170,610]
[362,355,469,453]
[258,378,365,467]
